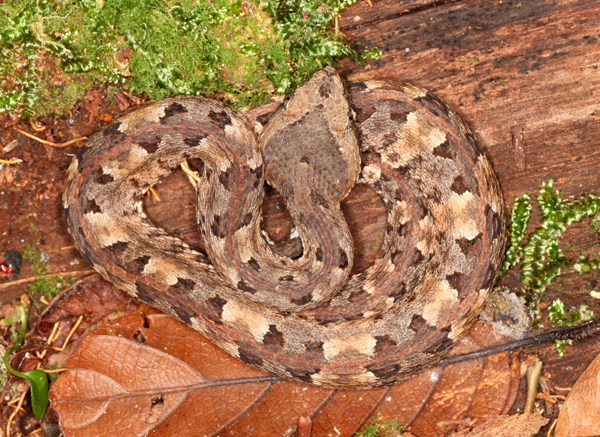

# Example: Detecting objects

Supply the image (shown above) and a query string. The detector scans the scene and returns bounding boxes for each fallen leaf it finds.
[47,276,523,437]
[555,352,600,437]
[449,414,549,437]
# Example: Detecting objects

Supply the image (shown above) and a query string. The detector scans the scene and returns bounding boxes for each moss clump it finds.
[357,415,404,437]
[500,180,599,343]
[0,0,380,119]
[22,243,76,307]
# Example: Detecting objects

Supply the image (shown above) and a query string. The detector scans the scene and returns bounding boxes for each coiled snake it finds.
[63,67,506,388]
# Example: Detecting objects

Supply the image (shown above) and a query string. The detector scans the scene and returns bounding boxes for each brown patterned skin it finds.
[63,67,506,388]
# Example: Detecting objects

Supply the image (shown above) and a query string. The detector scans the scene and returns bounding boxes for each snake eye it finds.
[347,109,356,121]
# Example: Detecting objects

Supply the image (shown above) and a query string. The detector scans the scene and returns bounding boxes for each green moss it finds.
[22,242,76,307]
[357,415,404,437]
[0,0,380,118]
[592,214,600,234]
[500,180,599,337]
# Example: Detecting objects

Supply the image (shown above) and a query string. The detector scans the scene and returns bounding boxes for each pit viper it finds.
[64,67,506,388]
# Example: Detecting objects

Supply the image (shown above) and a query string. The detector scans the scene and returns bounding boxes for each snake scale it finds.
[63,67,506,388]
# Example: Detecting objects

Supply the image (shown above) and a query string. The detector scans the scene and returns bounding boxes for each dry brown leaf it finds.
[47,276,523,437]
[449,414,549,437]
[555,352,600,437]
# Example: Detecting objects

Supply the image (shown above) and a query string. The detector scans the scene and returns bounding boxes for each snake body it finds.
[63,68,506,388]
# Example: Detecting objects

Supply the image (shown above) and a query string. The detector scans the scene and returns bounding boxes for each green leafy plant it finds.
[2,304,49,419]
[500,179,599,351]
[356,415,404,437]
[0,0,380,119]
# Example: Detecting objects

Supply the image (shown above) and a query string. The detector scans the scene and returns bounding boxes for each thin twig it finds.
[0,269,96,290]
[6,390,26,437]
[525,360,543,413]
[334,15,339,35]
[6,397,23,406]
[37,322,61,360]
[0,159,23,165]
[15,128,86,148]
[181,160,201,189]
[53,315,84,351]
[148,186,161,201]
[46,245,77,253]
[29,119,46,132]
[439,318,600,367]
[546,419,557,437]
[40,367,67,374]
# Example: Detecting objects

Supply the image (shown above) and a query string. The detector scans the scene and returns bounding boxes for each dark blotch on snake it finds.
[238,348,264,367]
[104,241,129,256]
[485,204,503,238]
[237,280,257,294]
[84,198,102,214]
[367,363,401,380]
[218,169,232,189]
[170,277,196,293]
[95,168,115,185]
[247,257,261,271]
[160,102,188,124]
[339,249,348,269]
[481,263,497,290]
[138,138,161,154]
[286,367,320,383]
[315,247,323,262]
[416,93,450,119]
[374,334,398,354]
[391,249,402,265]
[423,327,453,354]
[411,248,425,265]
[450,175,469,195]
[446,272,466,290]
[172,305,198,325]
[318,82,331,98]
[432,139,453,160]
[249,165,263,188]
[408,314,430,334]
[390,110,410,123]
[208,109,231,128]
[211,215,226,239]
[310,190,330,209]
[263,325,285,348]
[183,134,208,147]
[455,233,483,257]
[304,341,324,354]
[206,295,227,323]
[348,288,368,303]
[236,213,253,231]
[102,122,123,138]
[135,281,159,305]
[256,112,273,126]
[291,293,313,306]
[132,255,151,273]
[389,281,407,301]
[344,312,365,321]
[381,132,397,148]
[75,145,91,173]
